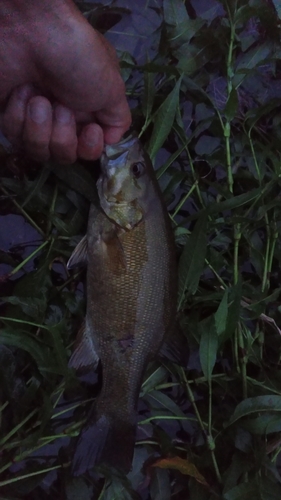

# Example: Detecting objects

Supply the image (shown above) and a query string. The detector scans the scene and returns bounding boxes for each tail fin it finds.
[71,406,136,476]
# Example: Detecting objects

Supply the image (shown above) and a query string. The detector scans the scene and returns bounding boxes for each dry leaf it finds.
[152,456,209,487]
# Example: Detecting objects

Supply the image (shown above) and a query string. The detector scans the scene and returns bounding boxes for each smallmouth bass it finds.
[68,134,177,475]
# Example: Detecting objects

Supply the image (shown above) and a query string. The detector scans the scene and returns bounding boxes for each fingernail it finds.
[55,105,72,125]
[84,128,97,147]
[28,101,48,124]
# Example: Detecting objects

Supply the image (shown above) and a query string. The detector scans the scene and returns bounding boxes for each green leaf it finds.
[178,215,208,308]
[65,478,93,500]
[272,0,281,19]
[199,318,218,381]
[0,327,57,376]
[224,478,281,500]
[215,289,229,336]
[141,365,167,394]
[48,160,98,204]
[102,478,133,500]
[150,468,171,500]
[222,280,242,341]
[167,18,205,46]
[223,481,259,500]
[48,322,69,378]
[141,69,155,128]
[21,165,51,208]
[2,296,46,320]
[194,135,221,155]
[144,390,186,418]
[227,396,281,427]
[233,42,272,86]
[147,76,182,159]
[224,88,239,121]
[163,0,189,26]
[245,99,281,130]
[242,414,281,435]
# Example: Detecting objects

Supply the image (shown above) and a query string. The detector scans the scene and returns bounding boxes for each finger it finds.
[77,123,103,161]
[23,96,52,162]
[50,104,78,164]
[2,84,37,144]
[96,97,132,145]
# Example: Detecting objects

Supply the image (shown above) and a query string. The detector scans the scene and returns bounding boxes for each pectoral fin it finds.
[96,225,127,271]
[69,320,99,371]
[67,235,88,269]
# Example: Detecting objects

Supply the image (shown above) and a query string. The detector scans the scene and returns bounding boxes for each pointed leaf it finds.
[163,0,189,25]
[144,390,186,418]
[215,290,228,336]
[153,457,209,487]
[147,76,182,159]
[199,318,218,381]
[150,468,171,500]
[224,88,239,121]
[2,296,46,320]
[178,215,208,308]
[141,69,155,126]
[65,477,93,500]
[272,0,281,19]
[224,481,258,500]
[48,160,98,204]
[233,43,272,86]
[227,396,281,427]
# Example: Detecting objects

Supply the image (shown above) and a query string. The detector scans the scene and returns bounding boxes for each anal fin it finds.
[69,320,99,371]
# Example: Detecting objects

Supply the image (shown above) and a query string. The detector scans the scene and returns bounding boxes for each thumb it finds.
[96,96,132,144]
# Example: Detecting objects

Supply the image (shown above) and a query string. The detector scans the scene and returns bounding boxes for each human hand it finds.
[0,0,131,164]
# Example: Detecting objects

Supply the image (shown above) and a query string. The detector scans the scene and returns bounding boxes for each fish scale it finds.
[68,135,177,476]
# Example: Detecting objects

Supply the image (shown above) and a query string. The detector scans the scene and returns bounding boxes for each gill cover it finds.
[97,135,148,229]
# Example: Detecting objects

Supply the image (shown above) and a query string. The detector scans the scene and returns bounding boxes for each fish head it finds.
[97,135,153,230]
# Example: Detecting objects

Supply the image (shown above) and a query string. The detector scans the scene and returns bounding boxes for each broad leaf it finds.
[227,396,281,426]
[147,77,182,159]
[199,318,218,381]
[178,215,208,308]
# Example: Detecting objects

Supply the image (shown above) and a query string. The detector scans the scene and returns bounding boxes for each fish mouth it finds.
[103,134,138,161]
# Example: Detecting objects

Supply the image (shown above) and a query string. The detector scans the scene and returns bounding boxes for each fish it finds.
[67,134,177,476]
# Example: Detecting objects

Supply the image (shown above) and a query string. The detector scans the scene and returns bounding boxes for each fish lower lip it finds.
[107,196,116,203]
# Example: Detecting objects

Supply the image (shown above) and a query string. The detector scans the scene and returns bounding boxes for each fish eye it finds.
[131,162,145,179]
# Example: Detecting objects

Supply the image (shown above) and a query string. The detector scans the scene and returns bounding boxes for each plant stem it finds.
[186,146,206,209]
[0,185,45,237]
[262,213,270,292]
[205,259,227,288]
[233,223,241,285]
[9,240,49,276]
[0,316,50,330]
[238,322,247,399]
[0,409,38,447]
[180,368,206,434]
[267,219,278,283]
[0,464,64,486]
[171,181,198,220]
[46,182,58,237]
